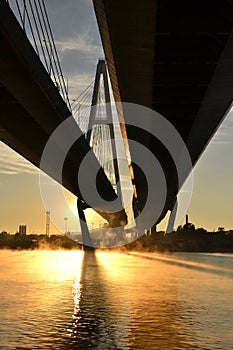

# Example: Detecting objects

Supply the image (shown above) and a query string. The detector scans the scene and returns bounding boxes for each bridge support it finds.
[151,224,157,236]
[166,199,178,234]
[77,199,94,250]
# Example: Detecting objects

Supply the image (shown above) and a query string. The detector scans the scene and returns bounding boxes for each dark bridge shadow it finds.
[63,250,121,350]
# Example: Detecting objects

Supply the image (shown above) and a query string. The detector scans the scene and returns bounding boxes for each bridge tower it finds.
[77,59,123,248]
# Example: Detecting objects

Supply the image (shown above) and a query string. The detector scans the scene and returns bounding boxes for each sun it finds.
[63,188,106,229]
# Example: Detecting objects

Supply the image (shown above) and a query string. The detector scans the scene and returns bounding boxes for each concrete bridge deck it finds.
[94,0,233,222]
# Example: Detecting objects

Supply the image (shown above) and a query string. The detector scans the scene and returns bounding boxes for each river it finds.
[0,250,232,349]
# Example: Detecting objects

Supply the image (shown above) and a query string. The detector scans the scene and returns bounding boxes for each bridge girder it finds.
[0,1,127,227]
[93,0,233,224]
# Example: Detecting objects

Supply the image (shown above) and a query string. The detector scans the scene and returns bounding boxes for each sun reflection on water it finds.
[70,261,83,336]
[30,250,84,282]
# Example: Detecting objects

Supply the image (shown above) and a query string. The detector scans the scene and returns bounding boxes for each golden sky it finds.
[0,108,232,234]
[0,1,233,234]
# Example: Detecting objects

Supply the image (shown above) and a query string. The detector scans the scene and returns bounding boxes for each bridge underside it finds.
[0,1,127,227]
[94,0,233,223]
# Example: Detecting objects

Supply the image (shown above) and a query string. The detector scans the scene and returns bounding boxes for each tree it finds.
[183,222,195,232]
[176,225,183,232]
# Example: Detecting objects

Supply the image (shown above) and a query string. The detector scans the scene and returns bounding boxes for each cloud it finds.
[42,1,104,103]
[210,107,233,145]
[0,142,38,175]
[46,1,92,37]
[56,27,102,55]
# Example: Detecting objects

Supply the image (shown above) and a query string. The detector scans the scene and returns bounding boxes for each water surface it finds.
[0,250,232,349]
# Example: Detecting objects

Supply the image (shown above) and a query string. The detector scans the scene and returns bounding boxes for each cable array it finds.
[5,0,70,109]
[72,76,117,189]
[71,80,95,134]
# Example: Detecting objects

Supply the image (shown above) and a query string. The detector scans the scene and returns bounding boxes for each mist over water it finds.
[0,250,232,349]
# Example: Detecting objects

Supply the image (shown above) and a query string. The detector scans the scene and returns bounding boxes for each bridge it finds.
[93,0,233,223]
[1,0,233,242]
[0,0,126,229]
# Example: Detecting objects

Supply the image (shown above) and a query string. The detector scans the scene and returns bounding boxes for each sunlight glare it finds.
[34,250,84,282]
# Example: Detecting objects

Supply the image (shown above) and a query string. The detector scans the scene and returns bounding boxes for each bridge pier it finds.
[166,199,178,234]
[77,199,94,250]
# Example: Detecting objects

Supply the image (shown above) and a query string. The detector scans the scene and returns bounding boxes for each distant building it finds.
[19,225,27,235]
[0,231,8,237]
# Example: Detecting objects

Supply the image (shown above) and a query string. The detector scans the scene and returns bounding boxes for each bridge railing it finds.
[5,0,71,109]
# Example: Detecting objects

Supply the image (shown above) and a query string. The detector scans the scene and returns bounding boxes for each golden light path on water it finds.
[33,250,84,281]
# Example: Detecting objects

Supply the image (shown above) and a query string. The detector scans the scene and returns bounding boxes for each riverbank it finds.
[0,232,81,250]
[124,230,233,253]
[0,228,233,252]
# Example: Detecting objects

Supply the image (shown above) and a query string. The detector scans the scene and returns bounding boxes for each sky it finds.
[0,0,233,234]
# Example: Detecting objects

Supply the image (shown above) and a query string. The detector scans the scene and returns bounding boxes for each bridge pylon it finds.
[77,59,125,247]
